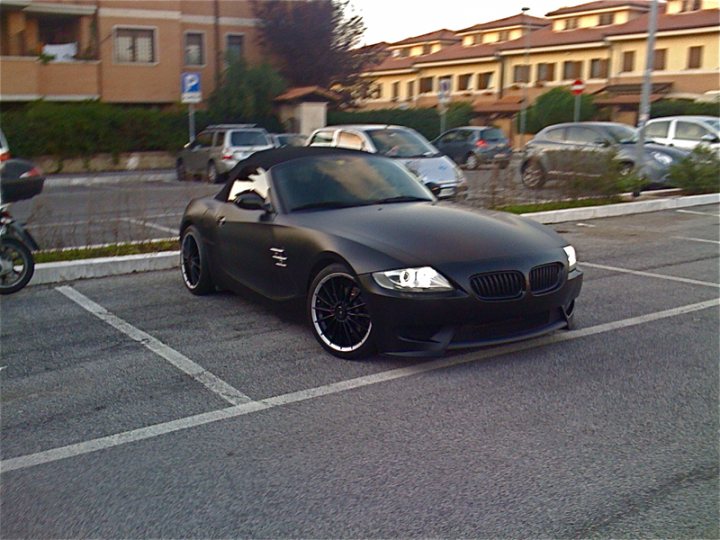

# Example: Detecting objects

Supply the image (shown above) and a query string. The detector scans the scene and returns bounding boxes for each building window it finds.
[564,18,578,30]
[184,32,204,66]
[226,34,244,63]
[372,83,383,99]
[598,12,614,26]
[536,63,555,82]
[391,81,400,101]
[422,44,432,55]
[114,28,155,63]
[458,73,473,91]
[622,51,635,72]
[563,60,582,80]
[681,0,701,11]
[397,48,409,57]
[688,46,703,68]
[590,58,609,78]
[513,64,530,83]
[477,72,493,89]
[474,34,483,45]
[407,80,415,99]
[438,75,452,94]
[419,76,433,94]
[498,30,510,41]
[654,48,667,70]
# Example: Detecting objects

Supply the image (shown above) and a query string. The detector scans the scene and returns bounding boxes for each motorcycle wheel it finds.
[0,237,35,295]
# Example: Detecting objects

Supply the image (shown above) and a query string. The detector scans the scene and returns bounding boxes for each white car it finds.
[644,115,720,154]
[307,124,468,200]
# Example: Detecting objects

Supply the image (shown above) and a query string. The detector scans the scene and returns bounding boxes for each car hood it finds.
[618,142,688,160]
[395,155,459,185]
[286,203,566,271]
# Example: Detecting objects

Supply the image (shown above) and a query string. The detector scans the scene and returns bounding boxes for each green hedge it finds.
[1,101,200,160]
[650,99,720,118]
[328,102,474,140]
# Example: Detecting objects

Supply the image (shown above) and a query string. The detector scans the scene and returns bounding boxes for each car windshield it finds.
[272,154,435,213]
[700,118,720,132]
[230,131,270,146]
[366,128,439,158]
[605,124,638,144]
[482,128,506,141]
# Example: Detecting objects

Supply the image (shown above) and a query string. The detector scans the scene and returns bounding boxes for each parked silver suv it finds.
[644,116,720,154]
[307,124,468,199]
[176,124,274,182]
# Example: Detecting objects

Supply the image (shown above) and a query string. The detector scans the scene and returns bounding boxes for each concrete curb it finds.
[28,193,718,287]
[524,193,719,223]
[46,170,175,187]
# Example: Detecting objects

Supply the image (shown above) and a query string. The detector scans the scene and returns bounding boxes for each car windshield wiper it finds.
[401,151,440,158]
[372,195,432,205]
[291,201,360,212]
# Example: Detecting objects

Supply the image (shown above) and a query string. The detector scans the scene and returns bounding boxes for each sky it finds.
[354,0,577,45]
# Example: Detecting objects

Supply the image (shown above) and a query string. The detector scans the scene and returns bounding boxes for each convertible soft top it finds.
[217,146,369,201]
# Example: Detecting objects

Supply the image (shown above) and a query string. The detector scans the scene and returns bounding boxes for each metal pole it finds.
[574,93,580,122]
[440,105,446,135]
[189,103,196,142]
[519,7,530,154]
[635,0,658,174]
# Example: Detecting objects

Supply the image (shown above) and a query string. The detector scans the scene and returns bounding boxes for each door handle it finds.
[217,216,226,227]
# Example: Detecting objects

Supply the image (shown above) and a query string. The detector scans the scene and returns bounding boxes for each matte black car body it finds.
[433,126,511,169]
[521,122,688,188]
[180,147,582,358]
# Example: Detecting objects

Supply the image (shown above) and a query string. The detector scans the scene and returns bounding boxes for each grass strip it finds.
[495,197,622,215]
[35,239,179,264]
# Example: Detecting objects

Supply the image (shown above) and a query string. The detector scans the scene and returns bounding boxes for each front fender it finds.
[6,222,39,251]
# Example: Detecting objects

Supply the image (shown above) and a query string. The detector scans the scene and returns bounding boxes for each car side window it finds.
[228,168,270,202]
[212,131,225,147]
[308,131,334,146]
[195,132,213,147]
[456,130,472,142]
[645,121,669,139]
[438,131,458,144]
[676,121,709,141]
[544,128,565,142]
[482,128,505,141]
[337,131,365,150]
[566,127,599,144]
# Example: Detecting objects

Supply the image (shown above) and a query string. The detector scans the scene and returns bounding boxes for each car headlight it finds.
[563,245,577,271]
[373,266,453,292]
[650,151,673,166]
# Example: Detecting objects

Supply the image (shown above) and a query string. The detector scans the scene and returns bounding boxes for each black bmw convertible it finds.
[180,147,582,359]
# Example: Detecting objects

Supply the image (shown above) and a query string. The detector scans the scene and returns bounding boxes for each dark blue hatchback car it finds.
[433,126,512,170]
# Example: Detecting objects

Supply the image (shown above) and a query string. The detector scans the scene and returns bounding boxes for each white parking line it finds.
[672,236,720,245]
[2,297,717,474]
[120,218,178,235]
[582,262,720,288]
[56,286,252,406]
[676,209,720,217]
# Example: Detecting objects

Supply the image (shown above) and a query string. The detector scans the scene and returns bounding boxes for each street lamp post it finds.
[519,7,530,156]
[635,0,659,175]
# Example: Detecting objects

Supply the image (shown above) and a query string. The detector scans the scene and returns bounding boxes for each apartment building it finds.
[360,0,720,133]
[0,0,263,104]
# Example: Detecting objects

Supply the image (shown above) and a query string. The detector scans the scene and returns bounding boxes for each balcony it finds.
[0,56,99,101]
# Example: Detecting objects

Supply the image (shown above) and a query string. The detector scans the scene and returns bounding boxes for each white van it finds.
[644,116,720,154]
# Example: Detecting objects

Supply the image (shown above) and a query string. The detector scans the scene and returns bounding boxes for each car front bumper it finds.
[358,268,583,356]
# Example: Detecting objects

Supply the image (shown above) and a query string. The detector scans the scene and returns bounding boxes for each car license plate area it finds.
[439,188,454,198]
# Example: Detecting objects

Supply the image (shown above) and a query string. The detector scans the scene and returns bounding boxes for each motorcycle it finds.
[0,159,44,295]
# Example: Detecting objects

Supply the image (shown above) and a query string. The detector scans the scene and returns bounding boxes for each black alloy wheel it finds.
[0,237,34,295]
[464,152,480,170]
[180,226,213,295]
[308,263,375,359]
[206,162,218,184]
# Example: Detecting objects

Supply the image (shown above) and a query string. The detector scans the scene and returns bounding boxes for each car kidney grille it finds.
[530,263,563,294]
[470,271,525,300]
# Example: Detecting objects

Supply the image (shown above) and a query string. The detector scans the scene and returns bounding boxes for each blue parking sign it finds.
[181,72,202,103]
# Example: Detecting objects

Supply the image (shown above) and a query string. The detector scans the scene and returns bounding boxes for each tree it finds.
[519,87,595,134]
[207,60,287,128]
[252,0,366,89]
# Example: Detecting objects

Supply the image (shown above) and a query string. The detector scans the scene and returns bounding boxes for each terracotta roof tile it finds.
[457,14,549,34]
[546,0,651,17]
[499,25,607,50]
[390,29,460,47]
[414,42,499,64]
[275,86,340,102]
[606,8,720,35]
[368,55,416,72]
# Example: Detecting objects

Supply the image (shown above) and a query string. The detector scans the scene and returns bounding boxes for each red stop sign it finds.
[571,79,585,95]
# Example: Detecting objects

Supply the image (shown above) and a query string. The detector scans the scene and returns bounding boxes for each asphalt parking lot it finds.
[1,204,718,538]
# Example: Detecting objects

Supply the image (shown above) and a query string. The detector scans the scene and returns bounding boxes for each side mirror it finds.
[425,182,441,197]
[701,133,720,143]
[234,191,272,212]
[594,139,611,147]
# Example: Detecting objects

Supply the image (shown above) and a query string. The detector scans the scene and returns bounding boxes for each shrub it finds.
[650,99,720,118]
[519,87,595,134]
[667,146,720,194]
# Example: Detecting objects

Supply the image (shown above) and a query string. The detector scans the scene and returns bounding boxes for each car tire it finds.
[464,153,480,170]
[0,237,34,295]
[307,263,376,360]
[498,160,510,170]
[176,159,187,181]
[206,162,218,184]
[521,160,547,188]
[180,225,214,295]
